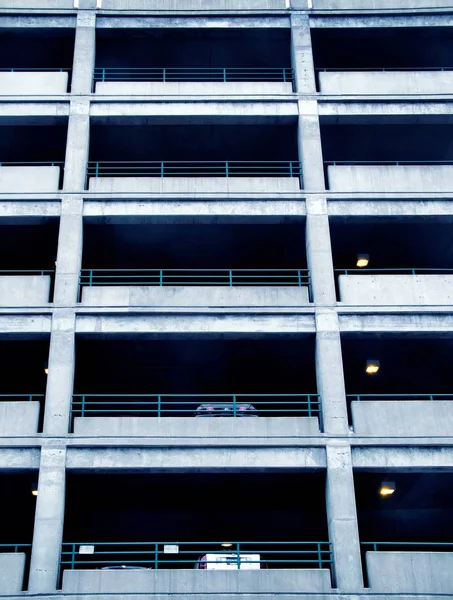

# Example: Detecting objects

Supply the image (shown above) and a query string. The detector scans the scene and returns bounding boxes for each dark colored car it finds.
[194,402,258,417]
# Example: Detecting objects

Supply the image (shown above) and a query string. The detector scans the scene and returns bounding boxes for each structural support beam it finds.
[71,11,96,95]
[326,444,364,592]
[43,312,76,436]
[28,447,66,593]
[316,311,349,434]
[290,13,317,94]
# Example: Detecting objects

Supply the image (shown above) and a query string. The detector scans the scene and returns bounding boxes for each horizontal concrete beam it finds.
[83,200,306,219]
[75,314,316,335]
[339,313,453,333]
[0,315,51,334]
[66,446,326,469]
[0,448,40,470]
[352,447,453,469]
[97,16,290,28]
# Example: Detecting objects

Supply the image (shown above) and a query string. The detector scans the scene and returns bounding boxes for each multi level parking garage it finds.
[0,0,453,599]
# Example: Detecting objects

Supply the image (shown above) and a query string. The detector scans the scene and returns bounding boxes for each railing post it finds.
[71,544,76,570]
[318,543,323,569]
[225,161,229,178]
[95,162,99,178]
[161,161,164,178]
[159,270,163,286]
[89,270,93,286]
[229,270,233,287]
[102,68,105,82]
[307,395,312,417]
[236,542,241,569]
[283,68,287,83]
[289,161,293,177]
[81,395,85,418]
[163,68,166,82]
[157,395,161,418]
[233,395,237,417]
[223,68,227,82]
[154,543,159,570]
[298,269,302,287]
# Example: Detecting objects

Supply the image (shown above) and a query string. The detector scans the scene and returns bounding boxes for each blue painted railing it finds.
[336,268,453,276]
[348,394,453,403]
[326,160,453,166]
[79,268,310,288]
[86,161,301,179]
[94,67,294,83]
[71,394,321,420]
[0,394,44,402]
[363,541,453,552]
[60,540,332,572]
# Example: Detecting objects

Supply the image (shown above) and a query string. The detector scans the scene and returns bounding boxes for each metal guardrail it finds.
[71,394,321,420]
[0,270,53,277]
[325,160,453,166]
[348,394,453,403]
[0,68,71,73]
[336,268,453,276]
[79,269,310,288]
[317,67,453,72]
[0,543,32,553]
[60,541,332,571]
[363,541,453,552]
[0,394,44,402]
[86,161,301,179]
[94,67,293,83]
[0,161,64,167]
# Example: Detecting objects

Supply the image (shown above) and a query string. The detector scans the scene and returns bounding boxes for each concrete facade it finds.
[0,2,451,600]
[339,275,453,306]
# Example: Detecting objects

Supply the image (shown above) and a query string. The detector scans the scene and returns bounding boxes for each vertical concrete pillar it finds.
[43,312,76,436]
[298,100,325,191]
[316,311,349,434]
[28,447,66,593]
[71,12,96,95]
[290,13,316,94]
[63,100,90,193]
[53,196,84,307]
[326,444,363,592]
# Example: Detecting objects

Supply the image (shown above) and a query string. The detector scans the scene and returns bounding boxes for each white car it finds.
[194,553,261,570]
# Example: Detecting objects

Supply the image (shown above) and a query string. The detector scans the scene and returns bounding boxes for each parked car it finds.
[194,402,258,417]
[194,552,262,570]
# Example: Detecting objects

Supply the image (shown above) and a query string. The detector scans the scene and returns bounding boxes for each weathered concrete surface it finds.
[352,401,453,437]
[0,275,51,306]
[366,552,453,594]
[73,416,320,437]
[328,165,453,193]
[0,553,25,594]
[102,0,287,9]
[95,82,293,96]
[0,72,68,95]
[319,71,453,96]
[0,167,60,193]
[88,177,301,194]
[81,286,310,307]
[312,0,450,7]
[0,401,40,435]
[339,275,453,306]
[62,568,332,594]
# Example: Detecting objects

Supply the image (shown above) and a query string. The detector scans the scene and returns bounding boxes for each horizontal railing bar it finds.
[81,269,309,272]
[336,268,453,272]
[347,394,452,397]
[362,541,453,546]
[62,541,330,546]
[317,67,453,72]
[0,161,64,166]
[72,394,318,398]
[0,67,71,71]
[325,160,453,165]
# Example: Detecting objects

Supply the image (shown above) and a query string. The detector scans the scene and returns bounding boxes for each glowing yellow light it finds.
[379,482,395,497]
[356,254,370,268]
[221,543,233,548]
[365,360,380,375]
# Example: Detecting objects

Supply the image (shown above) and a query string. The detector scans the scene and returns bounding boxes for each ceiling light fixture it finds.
[379,481,396,497]
[356,254,370,268]
[365,360,380,375]
[221,542,233,548]
[31,483,38,497]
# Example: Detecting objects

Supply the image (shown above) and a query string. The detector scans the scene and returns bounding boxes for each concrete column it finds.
[43,311,76,436]
[298,100,325,191]
[326,444,363,592]
[316,311,349,434]
[63,100,90,193]
[28,447,66,593]
[53,196,84,306]
[306,196,336,305]
[290,13,316,94]
[71,11,96,95]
